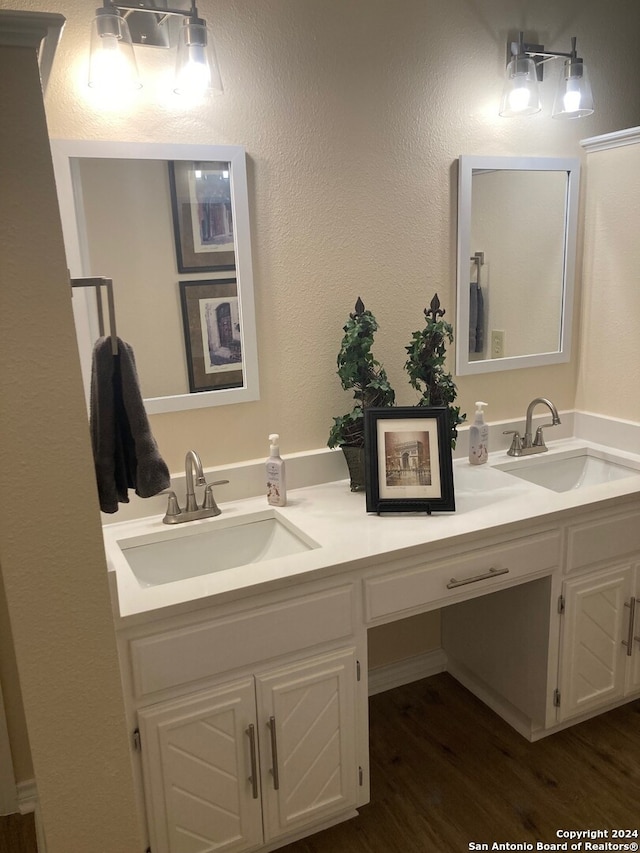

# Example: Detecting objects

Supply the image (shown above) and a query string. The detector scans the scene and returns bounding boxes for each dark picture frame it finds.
[364,407,455,514]
[179,279,244,393]
[169,160,236,273]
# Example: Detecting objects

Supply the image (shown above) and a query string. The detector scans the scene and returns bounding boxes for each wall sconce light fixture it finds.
[88,0,223,97]
[499,32,593,119]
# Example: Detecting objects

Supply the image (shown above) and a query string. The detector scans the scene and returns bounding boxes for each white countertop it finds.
[104,439,640,622]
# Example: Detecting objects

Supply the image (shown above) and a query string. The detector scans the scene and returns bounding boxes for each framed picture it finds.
[364,407,455,514]
[179,279,244,393]
[169,160,236,273]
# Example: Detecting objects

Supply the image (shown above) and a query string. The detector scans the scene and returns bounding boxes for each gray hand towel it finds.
[469,282,478,352]
[90,336,170,513]
[469,282,485,354]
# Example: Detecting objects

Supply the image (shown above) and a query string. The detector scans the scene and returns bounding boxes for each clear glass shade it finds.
[88,10,141,91]
[552,58,594,118]
[174,18,223,96]
[499,56,541,117]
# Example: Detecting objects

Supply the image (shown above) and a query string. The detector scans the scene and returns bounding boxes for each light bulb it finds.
[174,17,223,97]
[552,57,594,119]
[563,85,582,114]
[88,9,141,92]
[499,56,541,117]
[175,44,211,95]
[508,85,533,113]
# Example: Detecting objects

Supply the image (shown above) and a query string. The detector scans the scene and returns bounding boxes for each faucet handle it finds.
[202,480,228,515]
[533,423,557,447]
[503,430,523,457]
[163,490,182,521]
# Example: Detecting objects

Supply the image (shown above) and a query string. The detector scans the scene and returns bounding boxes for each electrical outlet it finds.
[491,330,505,358]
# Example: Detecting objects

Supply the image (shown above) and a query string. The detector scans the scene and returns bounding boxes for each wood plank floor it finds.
[2,673,639,853]
[0,811,35,853]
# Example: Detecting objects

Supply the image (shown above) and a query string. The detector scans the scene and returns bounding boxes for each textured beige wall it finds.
[576,142,640,421]
[32,0,640,472]
[1,0,640,841]
[369,612,442,669]
[0,45,141,852]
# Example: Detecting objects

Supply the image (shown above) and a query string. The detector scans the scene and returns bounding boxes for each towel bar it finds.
[470,251,484,285]
[70,276,118,355]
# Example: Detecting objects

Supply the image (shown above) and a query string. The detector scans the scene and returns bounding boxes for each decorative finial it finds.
[425,293,445,321]
[351,296,365,318]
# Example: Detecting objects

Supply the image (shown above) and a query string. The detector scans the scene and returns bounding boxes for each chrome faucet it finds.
[504,397,561,457]
[163,450,229,524]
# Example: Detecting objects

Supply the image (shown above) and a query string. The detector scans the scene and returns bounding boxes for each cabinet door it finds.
[558,565,633,722]
[138,678,263,853]
[256,648,359,842]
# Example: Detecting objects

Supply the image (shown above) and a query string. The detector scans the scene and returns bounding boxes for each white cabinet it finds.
[138,648,360,853]
[557,564,640,722]
[138,678,262,853]
[115,494,640,851]
[256,650,358,840]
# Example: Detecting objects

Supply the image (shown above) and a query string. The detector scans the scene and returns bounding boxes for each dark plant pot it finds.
[342,446,366,492]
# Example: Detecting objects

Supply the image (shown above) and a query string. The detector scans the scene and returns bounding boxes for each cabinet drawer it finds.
[130,585,355,699]
[364,531,560,622]
[567,508,640,573]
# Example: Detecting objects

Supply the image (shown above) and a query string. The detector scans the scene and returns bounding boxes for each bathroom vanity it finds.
[104,439,640,853]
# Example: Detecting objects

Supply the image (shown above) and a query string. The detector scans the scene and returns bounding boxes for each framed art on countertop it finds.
[364,407,455,514]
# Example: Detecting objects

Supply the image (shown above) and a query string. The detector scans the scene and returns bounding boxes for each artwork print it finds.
[377,421,442,501]
[179,279,244,393]
[198,296,242,373]
[169,160,236,273]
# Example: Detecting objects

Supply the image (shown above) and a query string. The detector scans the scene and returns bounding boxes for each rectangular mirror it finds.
[51,140,259,414]
[455,155,580,375]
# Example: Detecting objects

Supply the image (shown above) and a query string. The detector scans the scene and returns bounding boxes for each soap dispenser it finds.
[266,434,287,506]
[469,402,489,465]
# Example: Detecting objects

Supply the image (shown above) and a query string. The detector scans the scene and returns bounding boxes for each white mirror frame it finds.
[51,139,259,414]
[455,154,580,375]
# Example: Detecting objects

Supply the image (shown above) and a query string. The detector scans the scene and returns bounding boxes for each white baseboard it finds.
[17,780,46,852]
[445,657,539,741]
[16,779,36,814]
[367,649,447,696]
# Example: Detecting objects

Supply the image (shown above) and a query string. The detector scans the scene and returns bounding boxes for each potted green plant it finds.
[405,293,466,447]
[328,297,395,490]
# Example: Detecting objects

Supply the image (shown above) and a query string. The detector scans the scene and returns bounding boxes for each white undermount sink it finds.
[119,511,319,587]
[495,448,640,493]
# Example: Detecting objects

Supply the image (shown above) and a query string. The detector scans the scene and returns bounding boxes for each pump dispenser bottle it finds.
[266,434,287,506]
[469,402,489,465]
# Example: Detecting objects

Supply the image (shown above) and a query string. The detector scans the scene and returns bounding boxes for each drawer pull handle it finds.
[267,716,280,790]
[623,597,637,657]
[245,724,259,799]
[447,567,509,589]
